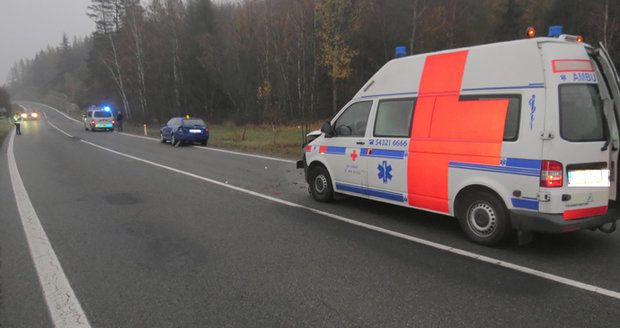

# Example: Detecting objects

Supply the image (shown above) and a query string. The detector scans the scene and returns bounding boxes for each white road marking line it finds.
[118,132,156,141]
[24,101,80,123]
[38,102,297,164]
[16,103,29,112]
[119,131,296,163]
[7,131,91,327]
[45,121,620,301]
[36,101,295,164]
[44,113,74,138]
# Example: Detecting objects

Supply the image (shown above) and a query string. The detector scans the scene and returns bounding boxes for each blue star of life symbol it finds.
[377,161,393,183]
[560,74,567,81]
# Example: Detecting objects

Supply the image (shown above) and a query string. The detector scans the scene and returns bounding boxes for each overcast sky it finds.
[0,0,94,84]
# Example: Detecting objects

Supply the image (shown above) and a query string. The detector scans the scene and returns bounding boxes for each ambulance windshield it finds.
[559,84,605,142]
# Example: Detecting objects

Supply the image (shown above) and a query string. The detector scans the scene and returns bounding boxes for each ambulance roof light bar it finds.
[545,25,583,43]
[558,34,584,43]
[548,26,563,37]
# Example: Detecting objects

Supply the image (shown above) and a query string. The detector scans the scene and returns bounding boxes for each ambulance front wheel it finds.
[309,166,334,202]
[458,191,511,245]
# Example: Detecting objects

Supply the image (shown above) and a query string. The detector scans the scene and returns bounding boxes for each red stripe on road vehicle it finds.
[563,206,608,220]
[407,51,509,213]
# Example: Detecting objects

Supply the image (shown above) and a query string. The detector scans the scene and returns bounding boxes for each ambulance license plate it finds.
[189,129,202,133]
[568,169,610,187]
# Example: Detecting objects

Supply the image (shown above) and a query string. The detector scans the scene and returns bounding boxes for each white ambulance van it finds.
[298,32,620,245]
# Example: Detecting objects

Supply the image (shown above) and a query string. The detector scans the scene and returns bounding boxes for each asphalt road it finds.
[1,102,619,327]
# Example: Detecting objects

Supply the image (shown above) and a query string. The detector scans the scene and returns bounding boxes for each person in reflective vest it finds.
[12,113,22,135]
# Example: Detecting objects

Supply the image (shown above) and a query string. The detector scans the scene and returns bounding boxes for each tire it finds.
[457,191,511,246]
[160,133,166,143]
[308,166,334,202]
[84,125,88,131]
[200,140,207,146]
[91,125,96,132]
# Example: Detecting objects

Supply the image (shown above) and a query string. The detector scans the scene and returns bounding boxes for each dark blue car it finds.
[160,117,209,147]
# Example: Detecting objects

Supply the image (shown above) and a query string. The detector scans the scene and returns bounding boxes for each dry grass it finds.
[125,121,323,159]
[35,102,324,159]
[0,117,13,141]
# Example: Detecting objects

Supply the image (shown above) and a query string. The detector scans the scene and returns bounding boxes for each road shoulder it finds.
[0,129,53,327]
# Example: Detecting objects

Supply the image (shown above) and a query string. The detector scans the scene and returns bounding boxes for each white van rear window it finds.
[559,84,605,142]
[94,111,112,118]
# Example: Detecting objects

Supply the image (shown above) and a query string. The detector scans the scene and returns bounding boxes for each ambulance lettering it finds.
[408,51,509,213]
[571,72,598,82]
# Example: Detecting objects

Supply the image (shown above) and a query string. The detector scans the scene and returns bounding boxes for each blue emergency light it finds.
[102,106,111,112]
[548,26,563,37]
[395,46,407,58]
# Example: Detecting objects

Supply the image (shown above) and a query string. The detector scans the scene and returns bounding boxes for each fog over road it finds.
[1,103,619,327]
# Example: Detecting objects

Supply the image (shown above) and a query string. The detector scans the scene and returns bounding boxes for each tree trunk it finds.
[172,37,182,116]
[128,7,148,122]
[107,32,131,119]
[332,76,338,114]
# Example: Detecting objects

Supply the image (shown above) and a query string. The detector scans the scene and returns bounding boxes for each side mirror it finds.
[82,114,87,118]
[321,121,335,138]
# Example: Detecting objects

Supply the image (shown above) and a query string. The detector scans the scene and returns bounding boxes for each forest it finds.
[5,0,620,125]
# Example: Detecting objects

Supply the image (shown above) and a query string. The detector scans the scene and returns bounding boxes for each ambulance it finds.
[298,28,620,245]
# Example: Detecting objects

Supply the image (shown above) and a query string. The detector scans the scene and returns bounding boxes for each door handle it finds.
[356,141,365,145]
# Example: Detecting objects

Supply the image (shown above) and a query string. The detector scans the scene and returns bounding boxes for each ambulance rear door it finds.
[539,42,611,218]
[591,43,620,201]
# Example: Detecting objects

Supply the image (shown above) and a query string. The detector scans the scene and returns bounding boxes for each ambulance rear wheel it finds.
[458,191,510,246]
[309,166,334,202]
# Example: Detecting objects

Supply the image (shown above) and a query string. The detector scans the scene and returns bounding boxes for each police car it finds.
[298,27,620,245]
[83,107,115,132]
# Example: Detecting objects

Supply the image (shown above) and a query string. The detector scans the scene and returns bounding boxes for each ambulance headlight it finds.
[20,113,28,118]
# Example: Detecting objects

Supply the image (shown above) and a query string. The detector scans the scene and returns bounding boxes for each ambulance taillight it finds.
[540,160,563,188]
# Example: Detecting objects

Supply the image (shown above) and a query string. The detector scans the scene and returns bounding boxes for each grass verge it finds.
[0,117,12,144]
[124,122,321,160]
[33,101,321,160]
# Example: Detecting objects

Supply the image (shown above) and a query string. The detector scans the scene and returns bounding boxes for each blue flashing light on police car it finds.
[548,25,563,37]
[395,46,407,58]
[102,106,111,112]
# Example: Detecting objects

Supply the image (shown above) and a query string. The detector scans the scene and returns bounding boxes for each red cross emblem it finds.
[350,150,358,161]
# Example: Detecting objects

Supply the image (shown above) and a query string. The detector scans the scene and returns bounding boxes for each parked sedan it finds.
[160,117,209,147]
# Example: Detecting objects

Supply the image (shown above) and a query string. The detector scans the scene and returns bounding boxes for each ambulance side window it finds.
[374,98,416,138]
[333,101,373,137]
[460,94,521,141]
